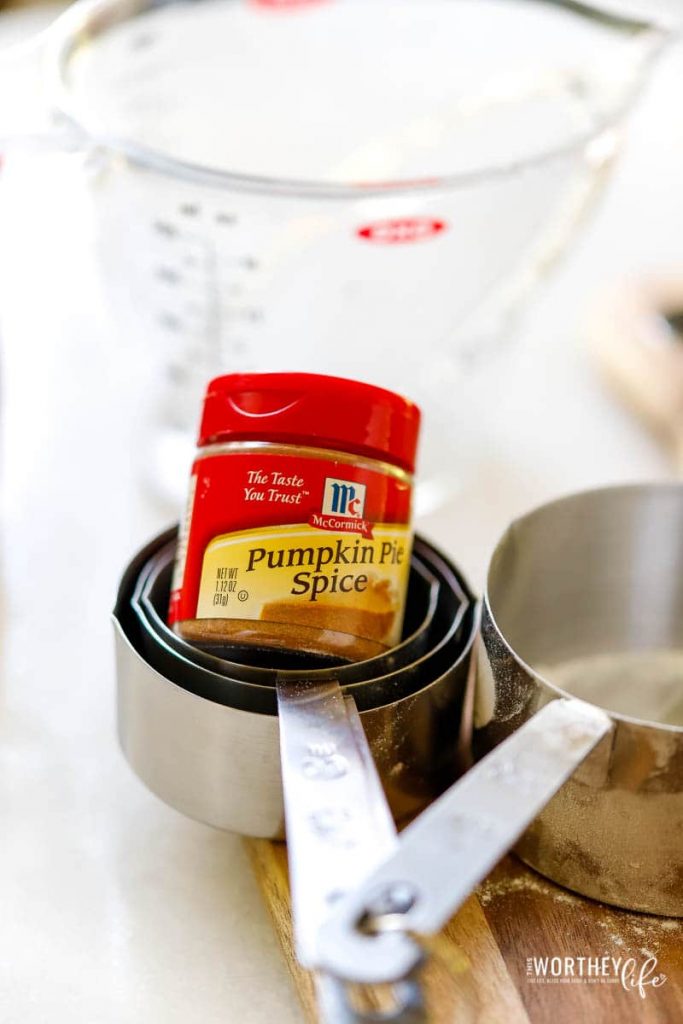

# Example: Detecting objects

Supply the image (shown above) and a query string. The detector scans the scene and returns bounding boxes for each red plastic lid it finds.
[198,372,421,473]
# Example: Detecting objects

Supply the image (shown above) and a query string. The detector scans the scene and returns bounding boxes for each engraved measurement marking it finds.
[157,267,181,285]
[158,313,182,332]
[486,757,538,795]
[450,811,498,847]
[153,221,178,238]
[302,752,348,780]
[308,741,337,758]
[309,807,358,847]
[302,740,347,779]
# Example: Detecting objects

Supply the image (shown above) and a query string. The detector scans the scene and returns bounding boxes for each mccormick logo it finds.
[311,479,372,537]
[356,218,447,245]
[322,478,366,518]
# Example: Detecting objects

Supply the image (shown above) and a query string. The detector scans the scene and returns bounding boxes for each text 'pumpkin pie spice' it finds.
[169,373,421,660]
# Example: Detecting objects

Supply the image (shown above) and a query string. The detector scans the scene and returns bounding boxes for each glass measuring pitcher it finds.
[0,0,671,504]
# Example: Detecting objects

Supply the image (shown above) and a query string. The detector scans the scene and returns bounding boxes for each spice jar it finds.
[169,373,420,661]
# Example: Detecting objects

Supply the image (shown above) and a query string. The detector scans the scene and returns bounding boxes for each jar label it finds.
[169,450,413,655]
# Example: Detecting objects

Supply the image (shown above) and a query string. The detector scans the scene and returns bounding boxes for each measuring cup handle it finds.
[0,26,87,158]
[316,971,426,1024]
[316,697,612,986]
[277,678,429,1021]
[276,679,399,970]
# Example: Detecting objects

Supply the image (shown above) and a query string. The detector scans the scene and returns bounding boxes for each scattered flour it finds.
[477,868,682,955]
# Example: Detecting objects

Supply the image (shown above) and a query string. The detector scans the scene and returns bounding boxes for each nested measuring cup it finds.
[116,526,475,1016]
[115,526,476,833]
[1,0,669,500]
[136,538,441,682]
[126,529,470,714]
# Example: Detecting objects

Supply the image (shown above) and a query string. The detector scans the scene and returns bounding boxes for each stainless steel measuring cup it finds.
[313,485,683,991]
[115,525,477,1019]
[114,527,477,835]
[475,482,683,917]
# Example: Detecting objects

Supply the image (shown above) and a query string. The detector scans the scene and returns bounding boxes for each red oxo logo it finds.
[356,218,447,245]
[251,0,327,8]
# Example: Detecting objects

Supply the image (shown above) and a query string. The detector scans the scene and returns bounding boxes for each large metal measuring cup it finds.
[318,484,683,990]
[475,482,683,917]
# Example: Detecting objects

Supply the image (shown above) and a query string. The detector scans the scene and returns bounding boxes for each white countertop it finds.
[0,8,681,1022]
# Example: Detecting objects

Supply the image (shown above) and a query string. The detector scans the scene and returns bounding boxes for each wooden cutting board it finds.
[247,840,683,1023]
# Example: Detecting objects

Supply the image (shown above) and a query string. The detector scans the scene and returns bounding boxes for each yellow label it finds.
[197,523,412,649]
